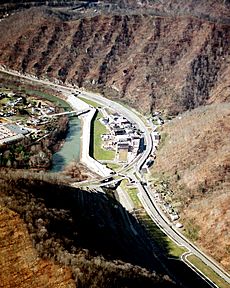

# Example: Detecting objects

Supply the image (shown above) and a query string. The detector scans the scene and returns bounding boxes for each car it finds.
[101,177,113,183]
[175,223,183,228]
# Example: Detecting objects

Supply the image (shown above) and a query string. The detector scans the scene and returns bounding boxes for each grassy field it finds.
[26,89,71,111]
[121,179,141,208]
[79,97,115,161]
[140,212,186,257]
[120,179,187,258]
[0,97,9,105]
[78,96,100,108]
[166,239,187,258]
[187,255,229,288]
[92,112,115,161]
[0,76,71,111]
[128,187,142,208]
[106,163,121,170]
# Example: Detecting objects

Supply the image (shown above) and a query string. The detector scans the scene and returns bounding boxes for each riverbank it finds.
[51,117,81,172]
[59,90,113,177]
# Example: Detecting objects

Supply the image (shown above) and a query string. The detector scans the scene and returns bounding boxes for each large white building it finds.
[0,124,28,144]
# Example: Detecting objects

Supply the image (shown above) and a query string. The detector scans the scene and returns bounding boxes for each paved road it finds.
[1,68,230,286]
[181,252,219,288]
[78,92,153,174]
[72,87,230,286]
[45,109,88,118]
[136,179,230,285]
[116,186,134,212]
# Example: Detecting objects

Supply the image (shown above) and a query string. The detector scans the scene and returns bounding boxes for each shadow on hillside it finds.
[1,177,212,287]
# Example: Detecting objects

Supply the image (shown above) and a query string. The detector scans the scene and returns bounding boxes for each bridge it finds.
[42,109,90,118]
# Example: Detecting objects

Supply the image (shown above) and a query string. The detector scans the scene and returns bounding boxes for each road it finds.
[72,87,230,285]
[181,252,219,288]
[1,68,230,286]
[136,180,230,285]
[78,92,153,175]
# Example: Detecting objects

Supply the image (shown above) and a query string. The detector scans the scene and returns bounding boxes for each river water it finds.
[51,117,81,172]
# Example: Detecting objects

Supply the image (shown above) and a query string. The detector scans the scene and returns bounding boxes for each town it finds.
[99,110,144,163]
[0,90,60,145]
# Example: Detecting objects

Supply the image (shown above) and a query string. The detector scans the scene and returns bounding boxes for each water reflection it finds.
[51,118,81,172]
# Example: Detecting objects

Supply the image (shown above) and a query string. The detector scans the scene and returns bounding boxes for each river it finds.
[51,117,81,172]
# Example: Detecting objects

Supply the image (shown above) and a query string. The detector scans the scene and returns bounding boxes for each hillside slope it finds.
[0,207,75,288]
[0,5,229,114]
[0,170,176,288]
[0,0,229,283]
[152,103,230,271]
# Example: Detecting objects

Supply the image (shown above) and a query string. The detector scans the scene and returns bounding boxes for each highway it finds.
[136,180,230,285]
[72,88,230,286]
[75,90,230,286]
[1,67,230,286]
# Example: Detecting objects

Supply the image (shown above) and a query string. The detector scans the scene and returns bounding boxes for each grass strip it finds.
[78,96,100,108]
[187,255,229,288]
[120,179,186,257]
[120,179,141,208]
[91,111,115,161]
[106,163,121,170]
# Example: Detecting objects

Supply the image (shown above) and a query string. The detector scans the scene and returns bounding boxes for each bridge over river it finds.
[41,108,90,118]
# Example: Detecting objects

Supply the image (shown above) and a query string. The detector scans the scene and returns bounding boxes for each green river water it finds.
[51,117,81,172]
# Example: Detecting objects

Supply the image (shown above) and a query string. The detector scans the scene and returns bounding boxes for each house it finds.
[6,124,28,135]
[0,124,26,144]
[146,158,154,168]
[0,125,16,140]
[117,142,130,151]
[152,131,160,146]
[113,128,126,136]
[100,117,109,125]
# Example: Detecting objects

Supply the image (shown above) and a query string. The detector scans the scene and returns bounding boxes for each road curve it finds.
[1,68,229,286]
[181,252,219,288]
[78,89,230,285]
[137,181,230,285]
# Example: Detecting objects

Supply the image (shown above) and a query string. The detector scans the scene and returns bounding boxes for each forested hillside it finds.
[0,1,229,114]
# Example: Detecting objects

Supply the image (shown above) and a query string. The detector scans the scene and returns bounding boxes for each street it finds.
[1,67,229,287]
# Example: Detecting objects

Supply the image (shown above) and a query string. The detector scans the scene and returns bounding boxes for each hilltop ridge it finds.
[0,2,229,114]
[0,1,229,286]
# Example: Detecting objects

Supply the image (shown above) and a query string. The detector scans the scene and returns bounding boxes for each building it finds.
[0,124,28,144]
[0,125,16,140]
[117,142,129,162]
[113,128,126,136]
[100,112,145,163]
[6,124,28,135]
